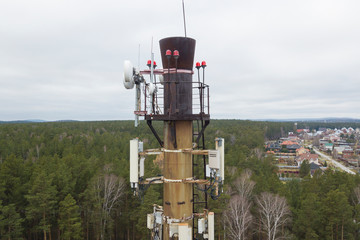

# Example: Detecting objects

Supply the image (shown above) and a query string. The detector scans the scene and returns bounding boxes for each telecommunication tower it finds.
[123,36,224,240]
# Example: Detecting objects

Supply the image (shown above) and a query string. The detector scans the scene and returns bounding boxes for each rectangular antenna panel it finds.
[155,212,162,224]
[169,223,178,238]
[178,223,191,240]
[208,212,215,240]
[206,164,210,178]
[215,138,225,181]
[138,141,144,152]
[147,214,154,229]
[208,150,220,169]
[198,218,205,234]
[130,139,139,183]
[140,157,145,177]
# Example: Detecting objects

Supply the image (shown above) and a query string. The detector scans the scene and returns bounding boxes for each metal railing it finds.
[143,81,210,117]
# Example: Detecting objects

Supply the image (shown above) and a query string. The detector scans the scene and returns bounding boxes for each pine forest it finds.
[1,120,360,240]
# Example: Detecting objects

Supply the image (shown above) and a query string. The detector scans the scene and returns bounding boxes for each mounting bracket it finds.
[147,120,164,147]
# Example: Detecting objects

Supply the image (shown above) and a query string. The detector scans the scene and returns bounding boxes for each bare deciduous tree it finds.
[354,185,360,204]
[312,135,321,147]
[223,195,253,240]
[227,166,238,177]
[256,192,291,240]
[92,165,126,240]
[223,169,255,240]
[233,169,255,199]
[252,148,264,159]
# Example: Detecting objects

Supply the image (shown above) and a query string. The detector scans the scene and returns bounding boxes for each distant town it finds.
[266,124,360,178]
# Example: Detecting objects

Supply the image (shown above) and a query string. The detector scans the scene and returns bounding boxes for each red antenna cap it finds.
[153,61,157,67]
[173,50,179,57]
[147,60,152,66]
[201,61,207,67]
[196,62,201,68]
[166,50,172,56]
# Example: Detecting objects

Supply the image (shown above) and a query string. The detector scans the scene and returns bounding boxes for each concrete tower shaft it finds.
[160,37,195,239]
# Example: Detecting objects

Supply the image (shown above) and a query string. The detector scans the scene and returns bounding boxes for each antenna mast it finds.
[182,0,187,37]
[122,7,225,239]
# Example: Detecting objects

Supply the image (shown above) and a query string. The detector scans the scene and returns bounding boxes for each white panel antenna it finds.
[178,223,192,240]
[147,214,154,229]
[206,164,210,178]
[208,212,215,240]
[130,139,139,188]
[169,223,179,238]
[140,157,145,178]
[215,138,225,182]
[198,218,205,234]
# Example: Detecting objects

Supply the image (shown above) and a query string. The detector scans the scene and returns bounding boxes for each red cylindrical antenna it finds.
[201,61,207,68]
[147,60,152,68]
[153,61,157,68]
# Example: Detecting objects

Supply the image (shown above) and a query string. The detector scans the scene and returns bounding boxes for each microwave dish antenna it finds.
[123,60,135,89]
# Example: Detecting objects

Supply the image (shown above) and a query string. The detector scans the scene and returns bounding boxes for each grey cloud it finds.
[0,0,359,121]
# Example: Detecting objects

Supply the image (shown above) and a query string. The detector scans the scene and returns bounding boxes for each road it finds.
[313,147,356,175]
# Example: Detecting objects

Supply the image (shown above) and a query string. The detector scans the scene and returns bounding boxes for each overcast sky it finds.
[1,0,359,121]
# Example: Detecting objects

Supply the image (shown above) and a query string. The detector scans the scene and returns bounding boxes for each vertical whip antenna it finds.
[150,37,154,84]
[182,0,187,37]
[138,44,140,70]
[150,37,155,113]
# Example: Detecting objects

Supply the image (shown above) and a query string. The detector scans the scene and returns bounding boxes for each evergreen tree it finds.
[134,185,161,238]
[0,154,29,207]
[299,160,310,178]
[2,120,360,239]
[0,203,24,239]
[320,189,354,240]
[293,193,321,240]
[25,168,57,240]
[59,194,82,240]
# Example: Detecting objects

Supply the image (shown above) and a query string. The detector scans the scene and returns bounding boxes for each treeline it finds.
[296,121,360,131]
[0,120,360,239]
[0,120,160,239]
